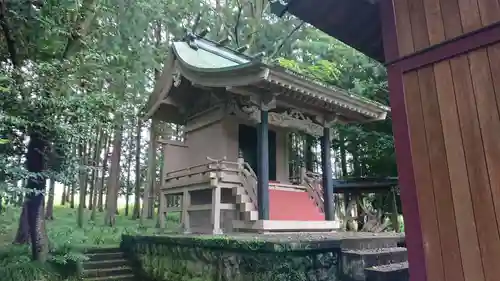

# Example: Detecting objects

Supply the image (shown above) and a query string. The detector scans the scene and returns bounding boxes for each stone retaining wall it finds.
[121,234,341,281]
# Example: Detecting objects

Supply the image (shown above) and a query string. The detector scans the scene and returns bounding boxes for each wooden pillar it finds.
[181,190,190,233]
[211,186,222,234]
[257,108,270,220]
[380,1,500,281]
[321,126,334,221]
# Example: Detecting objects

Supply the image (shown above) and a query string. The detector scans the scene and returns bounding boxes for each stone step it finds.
[242,210,258,221]
[341,247,408,281]
[232,186,245,196]
[87,252,124,262]
[236,193,251,203]
[84,273,135,281]
[85,248,122,254]
[83,266,134,279]
[83,259,130,270]
[239,202,256,212]
[340,235,405,250]
[364,261,409,281]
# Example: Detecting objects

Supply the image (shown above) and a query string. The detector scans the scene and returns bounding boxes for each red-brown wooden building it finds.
[273,1,500,281]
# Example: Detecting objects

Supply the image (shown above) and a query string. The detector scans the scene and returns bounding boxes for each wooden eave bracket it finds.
[265,70,389,121]
[315,114,339,127]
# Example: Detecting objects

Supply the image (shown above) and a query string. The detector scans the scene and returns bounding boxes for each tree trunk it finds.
[88,127,101,210]
[25,132,49,261]
[82,141,91,209]
[305,134,315,172]
[70,144,76,209]
[105,115,123,227]
[91,133,107,221]
[17,189,24,207]
[124,124,133,216]
[98,136,111,212]
[132,118,142,219]
[77,143,87,228]
[13,201,30,244]
[61,185,67,205]
[339,131,348,178]
[45,178,55,220]
[141,119,156,224]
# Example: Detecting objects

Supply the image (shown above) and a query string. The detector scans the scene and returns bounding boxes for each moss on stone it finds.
[121,234,340,281]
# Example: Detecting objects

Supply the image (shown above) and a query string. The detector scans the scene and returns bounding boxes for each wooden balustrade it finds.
[301,167,325,213]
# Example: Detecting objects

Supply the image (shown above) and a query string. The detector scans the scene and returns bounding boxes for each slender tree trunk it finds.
[61,185,67,205]
[105,115,123,227]
[305,134,315,172]
[141,119,156,224]
[77,143,87,227]
[124,124,133,216]
[45,178,55,220]
[88,127,101,210]
[132,118,142,219]
[91,133,107,221]
[147,23,162,220]
[339,131,348,178]
[70,144,76,209]
[82,141,91,209]
[98,136,111,212]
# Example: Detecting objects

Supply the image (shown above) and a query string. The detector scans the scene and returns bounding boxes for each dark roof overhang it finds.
[271,0,385,63]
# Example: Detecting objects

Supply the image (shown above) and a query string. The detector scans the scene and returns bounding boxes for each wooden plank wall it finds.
[392,0,500,281]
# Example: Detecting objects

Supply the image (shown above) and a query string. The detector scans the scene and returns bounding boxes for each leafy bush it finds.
[0,205,180,281]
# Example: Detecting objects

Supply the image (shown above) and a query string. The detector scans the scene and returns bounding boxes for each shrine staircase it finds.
[82,248,135,281]
[340,238,409,281]
[230,161,335,230]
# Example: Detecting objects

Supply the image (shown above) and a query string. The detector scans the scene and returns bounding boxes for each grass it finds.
[0,205,180,281]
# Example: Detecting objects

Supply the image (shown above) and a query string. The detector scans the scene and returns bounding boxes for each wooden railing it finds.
[204,157,258,210]
[300,168,324,213]
[165,157,224,181]
[239,161,258,210]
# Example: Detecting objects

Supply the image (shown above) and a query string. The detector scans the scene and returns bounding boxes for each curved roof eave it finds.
[143,53,175,120]
[266,68,390,121]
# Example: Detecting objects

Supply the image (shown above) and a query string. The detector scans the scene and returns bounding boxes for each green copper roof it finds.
[172,37,259,72]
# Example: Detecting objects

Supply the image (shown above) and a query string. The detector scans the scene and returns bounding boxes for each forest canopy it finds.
[0,0,395,262]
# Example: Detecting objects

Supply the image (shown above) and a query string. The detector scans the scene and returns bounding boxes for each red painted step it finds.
[269,189,325,221]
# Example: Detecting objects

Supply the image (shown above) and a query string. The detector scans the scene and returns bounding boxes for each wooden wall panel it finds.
[402,72,444,281]
[418,66,464,281]
[394,0,500,53]
[433,61,484,281]
[387,1,500,281]
[400,46,500,281]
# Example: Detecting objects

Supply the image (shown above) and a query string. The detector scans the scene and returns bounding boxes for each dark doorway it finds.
[238,124,276,181]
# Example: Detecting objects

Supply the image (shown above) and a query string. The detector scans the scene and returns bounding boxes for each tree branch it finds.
[0,0,19,67]
[269,21,304,59]
[233,2,243,47]
[62,0,100,59]
[191,12,202,34]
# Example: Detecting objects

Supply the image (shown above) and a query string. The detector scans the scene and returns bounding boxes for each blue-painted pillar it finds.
[257,108,269,220]
[321,127,334,220]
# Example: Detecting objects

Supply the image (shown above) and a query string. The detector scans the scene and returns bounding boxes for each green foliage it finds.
[0,206,180,281]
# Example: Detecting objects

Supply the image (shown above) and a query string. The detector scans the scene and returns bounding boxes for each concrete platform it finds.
[233,219,341,233]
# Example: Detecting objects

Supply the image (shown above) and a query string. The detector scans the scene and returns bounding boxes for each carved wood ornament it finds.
[226,97,333,138]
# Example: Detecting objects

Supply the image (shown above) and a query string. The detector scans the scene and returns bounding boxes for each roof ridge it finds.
[184,32,258,62]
